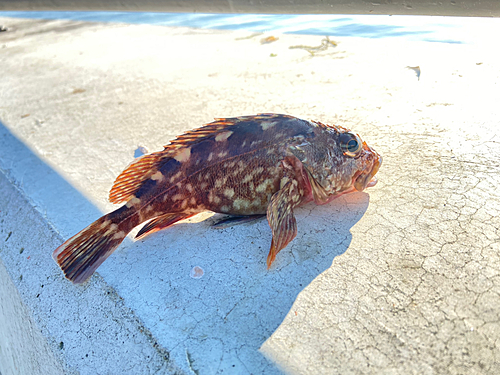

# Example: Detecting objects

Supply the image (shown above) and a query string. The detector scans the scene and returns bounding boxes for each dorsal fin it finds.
[164,119,234,149]
[109,151,165,204]
[109,114,291,204]
[310,120,347,132]
[109,119,240,204]
[163,114,283,149]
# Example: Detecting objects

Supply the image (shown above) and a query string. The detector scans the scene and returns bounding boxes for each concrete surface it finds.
[0,16,499,375]
[2,0,500,17]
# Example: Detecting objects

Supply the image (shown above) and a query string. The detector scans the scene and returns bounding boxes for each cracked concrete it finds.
[1,16,500,374]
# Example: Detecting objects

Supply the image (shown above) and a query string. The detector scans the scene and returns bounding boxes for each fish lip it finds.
[353,153,382,192]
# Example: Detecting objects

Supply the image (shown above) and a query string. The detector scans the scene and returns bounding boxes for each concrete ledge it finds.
[1,0,500,17]
[1,16,500,374]
[0,248,65,375]
[0,157,182,374]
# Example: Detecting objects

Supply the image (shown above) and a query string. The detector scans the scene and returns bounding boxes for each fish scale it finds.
[53,114,382,284]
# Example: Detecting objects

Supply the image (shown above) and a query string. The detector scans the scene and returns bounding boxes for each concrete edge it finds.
[0,0,500,17]
[0,168,184,375]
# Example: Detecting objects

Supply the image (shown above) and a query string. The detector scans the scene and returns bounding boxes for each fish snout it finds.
[353,150,382,192]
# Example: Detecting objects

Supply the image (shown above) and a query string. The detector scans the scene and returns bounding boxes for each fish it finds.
[53,114,382,283]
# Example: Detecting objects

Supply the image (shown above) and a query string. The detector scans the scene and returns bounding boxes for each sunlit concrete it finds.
[1,16,499,374]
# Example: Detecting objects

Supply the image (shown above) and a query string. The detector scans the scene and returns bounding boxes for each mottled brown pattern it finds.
[53,114,382,283]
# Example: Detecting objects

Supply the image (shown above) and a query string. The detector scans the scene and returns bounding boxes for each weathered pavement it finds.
[0,16,499,374]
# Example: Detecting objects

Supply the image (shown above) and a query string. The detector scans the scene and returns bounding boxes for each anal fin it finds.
[136,213,195,240]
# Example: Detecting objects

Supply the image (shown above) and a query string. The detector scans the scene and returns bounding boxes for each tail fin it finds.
[52,215,129,284]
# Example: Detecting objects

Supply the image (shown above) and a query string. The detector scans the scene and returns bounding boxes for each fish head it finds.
[335,130,382,192]
[350,137,382,192]
[292,121,382,204]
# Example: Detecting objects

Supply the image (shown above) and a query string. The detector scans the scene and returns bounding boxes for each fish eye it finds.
[339,132,363,157]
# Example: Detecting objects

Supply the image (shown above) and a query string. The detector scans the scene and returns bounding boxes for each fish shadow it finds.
[103,191,370,373]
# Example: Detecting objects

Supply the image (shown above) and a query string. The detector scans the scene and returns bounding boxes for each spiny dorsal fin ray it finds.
[310,120,347,132]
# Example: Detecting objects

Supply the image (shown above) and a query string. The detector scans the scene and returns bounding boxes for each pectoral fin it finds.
[304,167,330,204]
[266,180,301,269]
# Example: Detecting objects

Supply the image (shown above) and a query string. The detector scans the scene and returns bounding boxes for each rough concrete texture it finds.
[0,171,181,375]
[0,253,65,375]
[0,16,499,374]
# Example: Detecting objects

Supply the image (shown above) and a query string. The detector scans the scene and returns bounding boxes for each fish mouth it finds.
[353,153,382,192]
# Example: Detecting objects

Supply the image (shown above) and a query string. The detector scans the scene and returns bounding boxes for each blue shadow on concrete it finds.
[0,11,464,44]
[0,121,104,237]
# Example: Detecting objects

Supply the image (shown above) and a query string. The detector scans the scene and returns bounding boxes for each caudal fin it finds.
[52,216,129,284]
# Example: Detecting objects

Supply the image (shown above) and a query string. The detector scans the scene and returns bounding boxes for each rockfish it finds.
[53,114,381,283]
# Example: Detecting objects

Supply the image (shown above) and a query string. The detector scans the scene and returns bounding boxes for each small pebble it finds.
[190,266,204,279]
